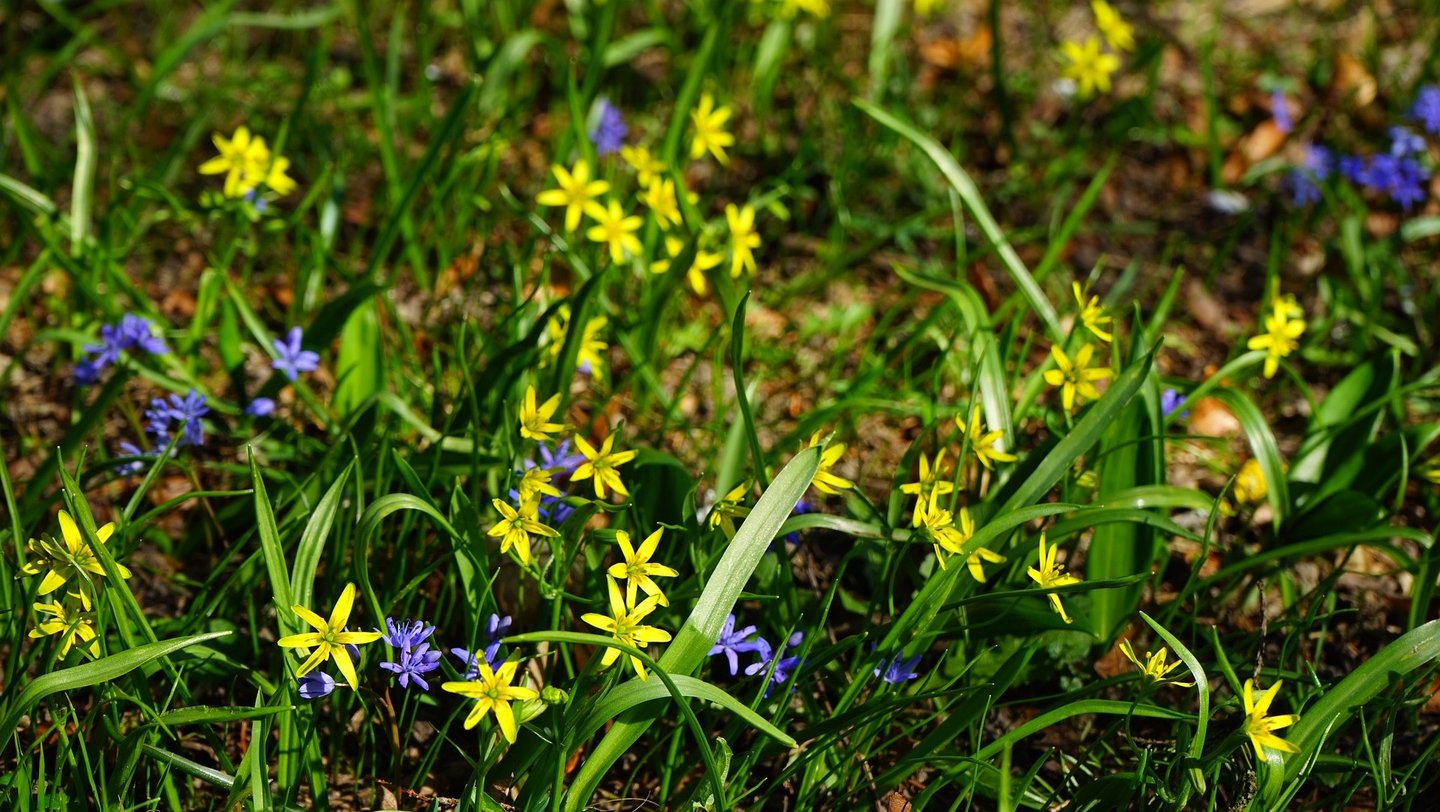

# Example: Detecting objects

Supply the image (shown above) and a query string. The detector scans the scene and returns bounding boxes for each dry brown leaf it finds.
[1330,53,1376,107]
[918,25,992,71]
[1190,397,1241,437]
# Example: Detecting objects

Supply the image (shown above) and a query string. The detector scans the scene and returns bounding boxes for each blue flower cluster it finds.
[117,389,212,473]
[75,313,169,385]
[709,614,807,697]
[297,613,514,700]
[589,98,627,156]
[1289,85,1437,210]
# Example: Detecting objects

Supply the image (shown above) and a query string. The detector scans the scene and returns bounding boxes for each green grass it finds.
[3,1,1440,809]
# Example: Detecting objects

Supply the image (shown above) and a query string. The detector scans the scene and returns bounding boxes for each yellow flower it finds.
[198,126,271,198]
[914,0,944,14]
[253,154,298,198]
[689,93,735,165]
[1421,460,1440,485]
[725,203,761,278]
[580,576,672,680]
[651,237,723,295]
[276,583,384,691]
[1119,639,1194,686]
[517,466,562,502]
[1091,1,1135,52]
[585,198,644,264]
[914,490,999,579]
[1241,679,1301,761]
[518,385,567,442]
[488,497,559,565]
[1027,533,1082,623]
[956,406,1017,469]
[21,510,130,596]
[642,178,683,230]
[442,660,539,743]
[782,0,830,17]
[542,305,609,376]
[29,599,100,658]
[1233,458,1267,506]
[805,431,855,495]
[899,450,956,504]
[573,434,638,500]
[1072,281,1113,343]
[1246,300,1305,379]
[621,145,665,187]
[607,528,679,607]
[707,480,752,539]
[1060,37,1120,98]
[1043,343,1114,413]
[536,161,610,232]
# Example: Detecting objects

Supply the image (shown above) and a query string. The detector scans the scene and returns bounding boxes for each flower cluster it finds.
[74,313,169,385]
[1289,86,1436,210]
[708,615,807,696]
[199,125,298,201]
[1058,2,1134,99]
[20,510,131,659]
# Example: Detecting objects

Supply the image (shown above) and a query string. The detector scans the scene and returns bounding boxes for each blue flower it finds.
[379,641,442,691]
[144,398,174,443]
[381,617,436,649]
[1338,154,1367,185]
[1390,126,1426,158]
[1411,85,1440,135]
[297,671,336,700]
[590,98,628,156]
[118,314,169,356]
[450,614,514,678]
[1160,388,1188,419]
[74,359,103,386]
[246,397,276,417]
[874,652,923,684]
[115,442,149,476]
[272,327,320,381]
[1366,154,1429,210]
[1270,89,1292,135]
[527,439,587,480]
[509,487,575,526]
[164,390,209,447]
[708,613,765,676]
[76,313,167,385]
[746,630,805,697]
[1286,144,1331,206]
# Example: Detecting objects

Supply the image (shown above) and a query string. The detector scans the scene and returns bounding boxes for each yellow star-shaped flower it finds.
[536,160,610,232]
[443,660,539,743]
[276,583,384,691]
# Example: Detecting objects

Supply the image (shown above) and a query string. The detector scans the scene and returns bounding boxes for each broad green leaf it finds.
[1140,611,1209,800]
[250,450,298,637]
[290,461,354,610]
[333,304,384,421]
[1207,388,1290,529]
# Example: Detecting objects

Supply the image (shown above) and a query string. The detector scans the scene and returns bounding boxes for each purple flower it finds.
[1270,89,1292,135]
[1390,126,1426,158]
[527,440,587,480]
[1286,144,1331,206]
[297,671,336,700]
[246,397,276,417]
[84,323,124,368]
[590,98,628,156]
[1160,388,1187,419]
[379,641,442,691]
[272,327,320,382]
[1338,154,1367,185]
[381,617,435,649]
[1411,85,1440,135]
[74,359,103,386]
[708,614,765,676]
[114,441,149,476]
[144,398,174,443]
[164,390,209,447]
[451,614,513,678]
[1366,154,1429,210]
[746,630,805,696]
[118,314,169,355]
[875,652,923,684]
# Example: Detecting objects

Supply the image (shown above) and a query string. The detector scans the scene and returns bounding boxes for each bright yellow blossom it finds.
[782,0,830,17]
[536,161,610,232]
[1241,679,1301,761]
[899,450,955,505]
[1233,458,1267,506]
[488,497,559,565]
[1043,343,1113,413]
[442,660,539,743]
[642,178,683,230]
[689,93,735,165]
[651,237,723,295]
[725,203,761,278]
[276,583,384,691]
[573,434,638,500]
[620,145,664,187]
[517,466,563,502]
[518,385,567,442]
[1246,300,1305,379]
[585,198,644,264]
[805,431,855,495]
[914,490,1000,579]
[1091,1,1135,52]
[608,528,679,607]
[1060,37,1120,98]
[1072,281,1113,343]
[581,576,673,680]
[29,599,100,658]
[707,481,752,539]
[915,0,945,14]
[1027,533,1082,623]
[543,305,609,376]
[1119,639,1194,686]
[198,126,271,198]
[956,406,1017,469]
[20,510,130,596]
